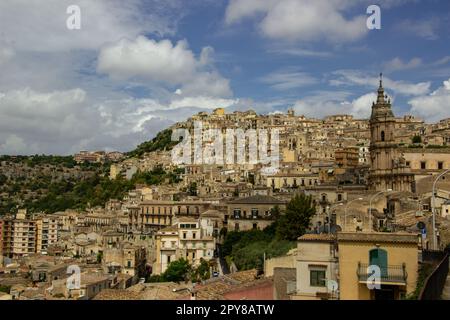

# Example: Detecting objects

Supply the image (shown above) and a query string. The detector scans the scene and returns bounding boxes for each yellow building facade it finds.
[337,232,419,300]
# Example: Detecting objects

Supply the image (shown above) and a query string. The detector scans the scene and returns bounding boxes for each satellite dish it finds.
[327,280,339,292]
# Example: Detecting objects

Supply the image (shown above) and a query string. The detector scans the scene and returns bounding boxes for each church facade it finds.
[368,75,415,192]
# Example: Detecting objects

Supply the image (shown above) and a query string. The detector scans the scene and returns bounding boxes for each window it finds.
[337,194,342,202]
[233,209,241,219]
[421,161,426,170]
[438,162,444,170]
[310,270,326,287]
[193,232,196,239]
[183,233,187,239]
[251,208,259,219]
[381,131,385,142]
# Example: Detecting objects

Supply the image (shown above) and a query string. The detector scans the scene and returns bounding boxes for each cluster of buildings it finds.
[1,76,450,300]
[73,151,124,164]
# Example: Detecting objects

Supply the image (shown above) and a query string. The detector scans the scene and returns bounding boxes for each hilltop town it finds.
[1,79,450,300]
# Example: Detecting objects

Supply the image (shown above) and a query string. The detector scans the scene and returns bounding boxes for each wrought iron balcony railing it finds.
[357,262,407,285]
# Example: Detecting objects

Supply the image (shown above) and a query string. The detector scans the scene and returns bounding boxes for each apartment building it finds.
[227,195,286,231]
[1,210,59,258]
[153,217,216,275]
[2,210,37,257]
[35,215,58,253]
[128,200,212,232]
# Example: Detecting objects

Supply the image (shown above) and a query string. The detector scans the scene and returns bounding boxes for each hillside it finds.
[126,129,178,158]
[0,155,134,215]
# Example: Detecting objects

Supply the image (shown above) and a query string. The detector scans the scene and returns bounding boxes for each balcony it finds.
[357,263,407,286]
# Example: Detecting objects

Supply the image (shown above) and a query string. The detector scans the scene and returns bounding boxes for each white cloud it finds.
[408,78,450,122]
[383,57,422,72]
[97,36,232,97]
[267,46,332,58]
[98,37,196,83]
[225,0,368,43]
[260,70,318,90]
[0,0,180,52]
[292,91,377,119]
[0,86,243,155]
[169,96,239,110]
[330,70,431,96]
[395,18,440,40]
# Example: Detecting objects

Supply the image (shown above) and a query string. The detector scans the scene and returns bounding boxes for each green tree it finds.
[0,174,7,185]
[412,135,422,144]
[163,258,192,282]
[192,258,210,282]
[188,182,198,196]
[276,194,316,241]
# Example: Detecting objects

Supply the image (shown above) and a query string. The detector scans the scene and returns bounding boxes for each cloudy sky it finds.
[1,0,450,155]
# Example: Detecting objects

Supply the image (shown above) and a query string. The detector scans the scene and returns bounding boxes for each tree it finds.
[412,135,422,144]
[276,194,316,241]
[188,182,198,196]
[192,258,210,282]
[163,258,192,282]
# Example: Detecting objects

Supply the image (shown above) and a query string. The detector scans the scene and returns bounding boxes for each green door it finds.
[369,248,388,277]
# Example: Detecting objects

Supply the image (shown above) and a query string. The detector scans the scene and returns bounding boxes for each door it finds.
[369,248,388,277]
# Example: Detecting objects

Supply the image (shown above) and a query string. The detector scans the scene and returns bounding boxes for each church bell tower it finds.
[368,74,415,192]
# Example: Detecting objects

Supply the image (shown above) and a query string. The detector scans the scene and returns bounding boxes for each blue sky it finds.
[0,0,450,154]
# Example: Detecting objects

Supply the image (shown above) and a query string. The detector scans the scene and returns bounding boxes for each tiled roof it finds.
[93,289,142,300]
[298,233,336,242]
[337,232,419,244]
[228,195,285,205]
[192,269,262,300]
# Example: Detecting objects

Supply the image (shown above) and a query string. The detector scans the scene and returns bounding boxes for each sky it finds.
[0,0,450,155]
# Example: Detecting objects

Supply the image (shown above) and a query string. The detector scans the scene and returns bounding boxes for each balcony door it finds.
[369,248,388,277]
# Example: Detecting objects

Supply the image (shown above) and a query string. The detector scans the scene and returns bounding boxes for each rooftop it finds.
[337,232,418,244]
[298,233,336,242]
[228,195,285,205]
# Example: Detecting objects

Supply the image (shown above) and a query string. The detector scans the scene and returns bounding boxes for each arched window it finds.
[381,131,385,142]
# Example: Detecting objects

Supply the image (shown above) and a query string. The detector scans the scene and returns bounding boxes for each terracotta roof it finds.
[337,232,419,244]
[298,233,336,242]
[192,269,262,300]
[93,289,142,300]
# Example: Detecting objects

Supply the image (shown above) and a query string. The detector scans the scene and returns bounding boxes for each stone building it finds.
[226,195,286,231]
[368,75,415,192]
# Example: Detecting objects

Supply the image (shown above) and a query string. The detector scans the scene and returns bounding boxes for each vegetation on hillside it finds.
[222,194,315,271]
[0,155,78,168]
[127,129,179,158]
[0,159,183,215]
